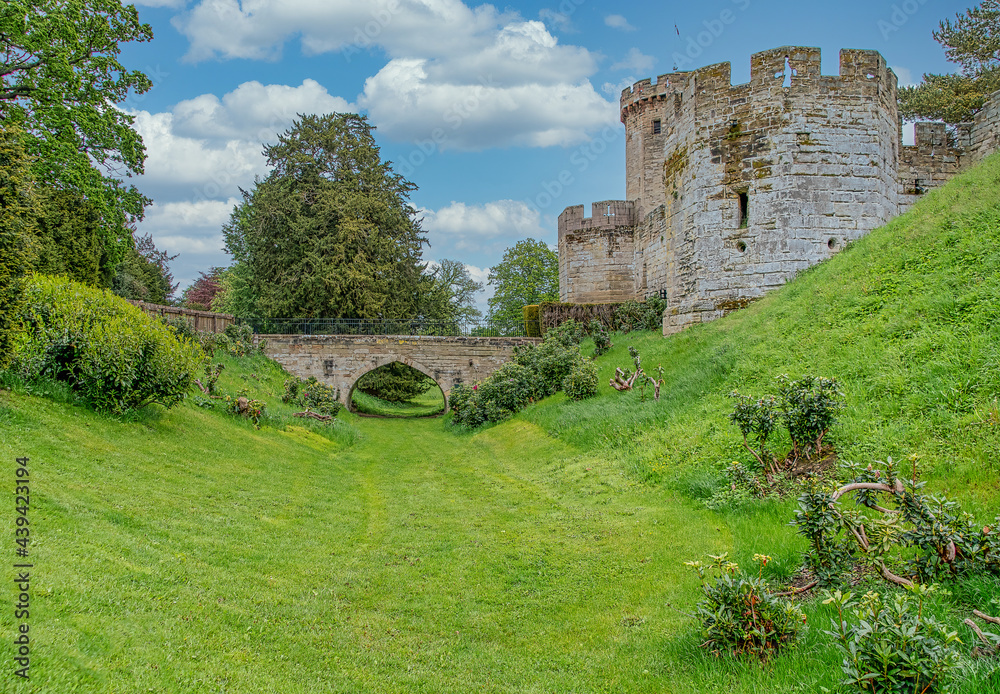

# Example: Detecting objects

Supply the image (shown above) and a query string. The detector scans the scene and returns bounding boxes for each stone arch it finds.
[344,355,449,412]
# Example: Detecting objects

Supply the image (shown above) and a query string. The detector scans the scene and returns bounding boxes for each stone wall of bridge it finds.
[260,334,540,411]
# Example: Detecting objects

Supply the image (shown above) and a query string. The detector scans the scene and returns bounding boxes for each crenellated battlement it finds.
[558,201,636,235]
[620,47,896,122]
[565,46,1000,333]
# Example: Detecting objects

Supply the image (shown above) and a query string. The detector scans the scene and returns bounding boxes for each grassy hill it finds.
[1,155,1000,692]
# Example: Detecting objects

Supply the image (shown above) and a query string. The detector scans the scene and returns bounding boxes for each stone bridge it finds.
[260,334,540,411]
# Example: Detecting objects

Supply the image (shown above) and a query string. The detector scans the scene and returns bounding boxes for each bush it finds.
[355,362,434,403]
[523,304,541,337]
[824,585,961,694]
[282,376,342,416]
[589,319,611,356]
[615,297,665,332]
[9,275,206,413]
[686,553,805,660]
[225,387,267,429]
[562,357,598,401]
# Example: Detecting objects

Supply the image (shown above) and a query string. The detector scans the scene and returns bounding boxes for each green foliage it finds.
[823,585,962,694]
[225,387,266,429]
[729,392,778,466]
[419,258,483,323]
[588,319,612,356]
[793,458,1000,589]
[356,362,434,403]
[899,1,1000,124]
[282,376,342,416]
[524,305,541,337]
[705,461,768,511]
[111,233,178,304]
[0,0,154,262]
[487,238,558,324]
[451,322,589,427]
[0,125,39,369]
[222,113,426,320]
[562,357,599,401]
[686,553,805,660]
[615,297,667,332]
[200,363,224,396]
[9,274,206,413]
[211,263,259,320]
[32,188,114,287]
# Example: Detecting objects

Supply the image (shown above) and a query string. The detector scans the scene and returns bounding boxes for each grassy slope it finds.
[527,153,1000,514]
[1,155,1000,692]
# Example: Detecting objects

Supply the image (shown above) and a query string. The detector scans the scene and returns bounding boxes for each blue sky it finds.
[121,0,975,308]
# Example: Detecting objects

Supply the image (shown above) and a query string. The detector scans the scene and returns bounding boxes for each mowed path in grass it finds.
[0,397,730,693]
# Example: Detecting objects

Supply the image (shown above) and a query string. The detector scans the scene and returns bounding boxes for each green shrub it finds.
[686,553,805,660]
[588,319,611,356]
[282,376,342,416]
[9,275,206,413]
[824,585,961,694]
[163,316,197,341]
[225,387,267,429]
[562,357,598,401]
[776,374,843,457]
[523,304,541,337]
[614,297,665,332]
[356,362,434,403]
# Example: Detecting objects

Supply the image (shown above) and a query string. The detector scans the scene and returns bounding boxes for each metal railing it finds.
[249,317,539,338]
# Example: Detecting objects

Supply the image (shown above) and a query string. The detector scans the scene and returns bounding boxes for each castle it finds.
[558,46,1000,334]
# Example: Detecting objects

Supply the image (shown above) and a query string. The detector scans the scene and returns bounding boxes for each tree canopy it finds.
[222,113,428,320]
[1,0,154,263]
[487,238,559,324]
[899,1,1000,124]
[419,259,483,323]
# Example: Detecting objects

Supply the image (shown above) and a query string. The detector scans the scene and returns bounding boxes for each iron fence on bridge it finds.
[249,317,538,338]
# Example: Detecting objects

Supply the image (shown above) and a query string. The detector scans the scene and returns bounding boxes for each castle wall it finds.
[971,89,1000,164]
[560,50,1000,337]
[624,47,902,333]
[557,201,637,303]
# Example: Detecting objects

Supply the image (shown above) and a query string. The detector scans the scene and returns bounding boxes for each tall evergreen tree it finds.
[222,113,427,320]
[0,126,39,367]
[899,1,1000,124]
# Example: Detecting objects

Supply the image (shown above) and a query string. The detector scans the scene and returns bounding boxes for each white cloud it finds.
[173,0,506,63]
[604,14,635,31]
[539,8,573,32]
[612,48,655,73]
[420,200,548,253]
[134,0,186,6]
[172,2,618,151]
[358,21,614,149]
[602,76,637,97]
[891,65,915,87]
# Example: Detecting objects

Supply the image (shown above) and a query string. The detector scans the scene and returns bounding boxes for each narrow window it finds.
[652,119,661,134]
[738,192,749,228]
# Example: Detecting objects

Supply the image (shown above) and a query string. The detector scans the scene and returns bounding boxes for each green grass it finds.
[351,385,446,417]
[3,154,1000,691]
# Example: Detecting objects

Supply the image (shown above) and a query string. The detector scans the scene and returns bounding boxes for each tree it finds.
[222,113,427,320]
[111,233,177,304]
[1,0,154,264]
[899,1,1000,124]
[0,126,39,368]
[487,239,559,324]
[32,188,114,287]
[181,267,224,311]
[419,259,484,323]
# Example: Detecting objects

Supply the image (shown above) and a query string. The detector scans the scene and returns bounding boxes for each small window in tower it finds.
[738,192,749,228]
[652,119,661,134]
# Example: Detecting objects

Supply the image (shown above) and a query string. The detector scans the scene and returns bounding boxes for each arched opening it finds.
[347,358,446,418]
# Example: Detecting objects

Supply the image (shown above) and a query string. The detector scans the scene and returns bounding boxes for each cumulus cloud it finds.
[604,14,635,31]
[419,200,549,254]
[602,76,637,97]
[172,1,618,150]
[891,65,915,87]
[173,0,506,63]
[612,48,655,73]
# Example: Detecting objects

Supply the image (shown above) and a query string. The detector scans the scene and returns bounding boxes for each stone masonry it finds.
[558,46,1000,334]
[261,334,539,411]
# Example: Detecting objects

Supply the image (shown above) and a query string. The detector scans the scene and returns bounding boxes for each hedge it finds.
[523,305,541,337]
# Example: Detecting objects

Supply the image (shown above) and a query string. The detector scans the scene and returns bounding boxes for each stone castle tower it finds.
[558,46,1000,334]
